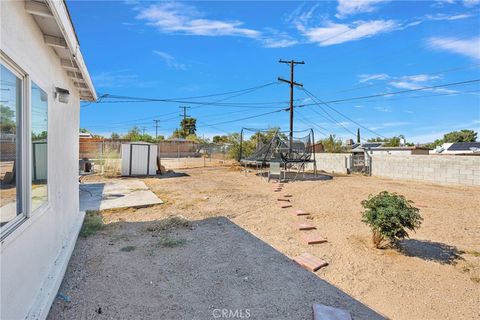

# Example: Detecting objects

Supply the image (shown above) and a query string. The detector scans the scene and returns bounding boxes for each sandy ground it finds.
[50,166,480,319]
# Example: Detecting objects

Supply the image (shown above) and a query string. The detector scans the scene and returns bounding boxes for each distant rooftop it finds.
[447,142,480,151]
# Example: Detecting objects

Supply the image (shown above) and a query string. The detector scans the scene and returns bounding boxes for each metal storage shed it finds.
[121,142,158,176]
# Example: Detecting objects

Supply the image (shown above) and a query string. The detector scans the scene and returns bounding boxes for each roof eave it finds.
[45,0,97,101]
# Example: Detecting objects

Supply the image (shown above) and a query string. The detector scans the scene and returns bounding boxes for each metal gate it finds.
[351,153,371,175]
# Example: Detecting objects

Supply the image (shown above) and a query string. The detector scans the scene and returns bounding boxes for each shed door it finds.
[130,144,151,175]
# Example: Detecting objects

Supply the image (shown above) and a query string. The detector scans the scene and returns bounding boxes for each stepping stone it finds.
[293,253,328,272]
[293,209,309,216]
[296,223,316,230]
[283,194,293,198]
[273,189,282,192]
[302,233,327,245]
[279,204,292,209]
[277,198,290,202]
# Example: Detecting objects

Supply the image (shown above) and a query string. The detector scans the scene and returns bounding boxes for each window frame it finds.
[29,80,50,215]
[0,52,30,238]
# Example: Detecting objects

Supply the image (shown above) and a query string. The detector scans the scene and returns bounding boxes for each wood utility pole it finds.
[278,59,304,154]
[179,106,191,137]
[153,120,160,139]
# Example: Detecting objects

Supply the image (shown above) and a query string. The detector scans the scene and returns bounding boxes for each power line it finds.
[101,81,279,102]
[300,79,480,106]
[302,87,387,139]
[197,108,286,128]
[323,63,480,97]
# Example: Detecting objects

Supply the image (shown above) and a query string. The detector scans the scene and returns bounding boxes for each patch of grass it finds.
[145,215,192,233]
[120,246,136,252]
[111,234,130,242]
[156,238,187,248]
[80,210,104,237]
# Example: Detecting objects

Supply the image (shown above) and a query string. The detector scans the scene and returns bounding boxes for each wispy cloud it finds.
[463,0,480,7]
[389,74,441,90]
[136,2,260,38]
[261,32,298,48]
[358,73,390,83]
[336,0,390,18]
[152,50,186,70]
[427,36,480,60]
[92,70,142,88]
[135,2,297,48]
[302,19,398,46]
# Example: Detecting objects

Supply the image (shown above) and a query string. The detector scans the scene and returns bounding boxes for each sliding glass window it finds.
[31,82,48,211]
[0,63,23,229]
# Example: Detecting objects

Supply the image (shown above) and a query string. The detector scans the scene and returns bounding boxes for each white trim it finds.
[25,210,85,320]
[46,0,97,101]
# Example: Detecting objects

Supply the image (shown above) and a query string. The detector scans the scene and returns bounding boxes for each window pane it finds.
[0,64,22,227]
[31,82,47,211]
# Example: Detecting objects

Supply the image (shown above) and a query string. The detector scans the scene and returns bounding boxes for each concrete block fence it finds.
[371,154,480,186]
[309,153,480,186]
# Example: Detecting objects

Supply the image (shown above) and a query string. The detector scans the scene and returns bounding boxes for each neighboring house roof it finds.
[371,146,430,151]
[433,142,480,154]
[447,142,480,151]
[79,132,93,138]
[25,0,96,101]
[351,142,383,152]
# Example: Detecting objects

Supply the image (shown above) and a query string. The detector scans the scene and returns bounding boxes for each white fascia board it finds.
[46,0,97,101]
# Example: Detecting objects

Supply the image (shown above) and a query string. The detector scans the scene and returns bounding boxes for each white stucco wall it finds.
[1,1,82,319]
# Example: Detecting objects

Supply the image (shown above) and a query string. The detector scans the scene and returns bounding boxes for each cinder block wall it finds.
[371,155,480,186]
[308,153,351,174]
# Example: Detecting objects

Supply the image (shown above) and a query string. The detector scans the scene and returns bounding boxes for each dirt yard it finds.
[50,166,479,319]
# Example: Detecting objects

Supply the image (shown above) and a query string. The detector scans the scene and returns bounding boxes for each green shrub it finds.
[361,191,422,248]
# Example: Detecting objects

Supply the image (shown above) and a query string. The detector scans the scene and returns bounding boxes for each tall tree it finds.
[181,117,197,137]
[319,134,346,153]
[356,128,361,143]
[426,129,477,148]
[443,130,477,143]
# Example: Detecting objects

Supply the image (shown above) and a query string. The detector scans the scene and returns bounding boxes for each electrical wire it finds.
[302,87,388,139]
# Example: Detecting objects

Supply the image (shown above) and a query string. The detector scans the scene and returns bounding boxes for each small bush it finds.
[80,210,104,237]
[361,191,422,248]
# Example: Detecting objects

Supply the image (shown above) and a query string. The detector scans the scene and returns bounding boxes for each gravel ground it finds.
[48,216,383,320]
[49,166,480,319]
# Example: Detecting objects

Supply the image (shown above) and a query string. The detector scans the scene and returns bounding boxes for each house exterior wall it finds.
[371,154,480,186]
[1,1,82,319]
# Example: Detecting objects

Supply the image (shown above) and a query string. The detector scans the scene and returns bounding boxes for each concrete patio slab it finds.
[79,179,163,211]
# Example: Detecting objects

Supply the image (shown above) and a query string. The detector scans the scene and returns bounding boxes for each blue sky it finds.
[70,0,480,143]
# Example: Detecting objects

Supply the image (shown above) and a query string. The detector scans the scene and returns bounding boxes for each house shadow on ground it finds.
[48,216,385,320]
[398,239,463,265]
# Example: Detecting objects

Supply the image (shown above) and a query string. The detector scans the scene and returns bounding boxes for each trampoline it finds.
[238,128,319,181]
